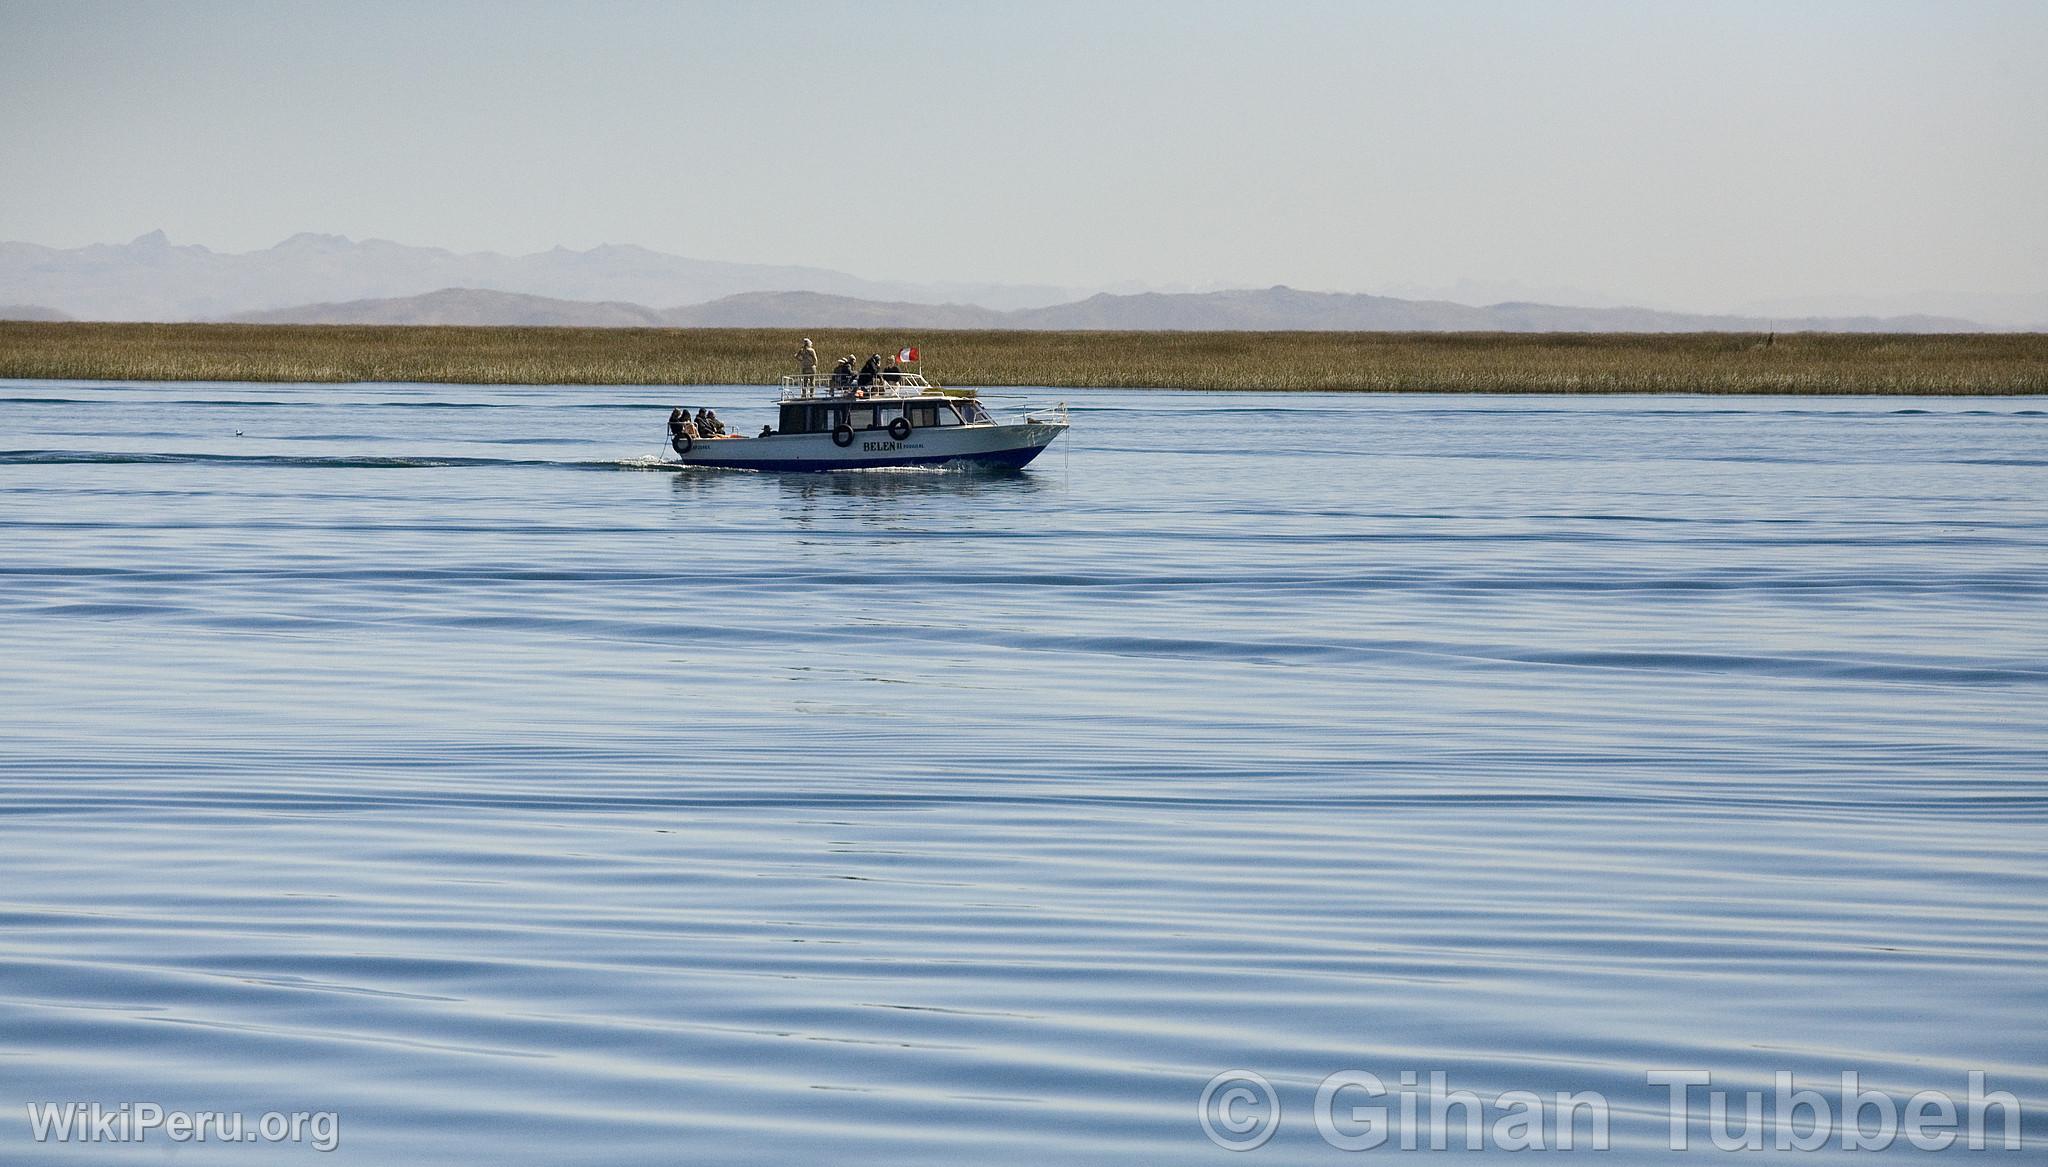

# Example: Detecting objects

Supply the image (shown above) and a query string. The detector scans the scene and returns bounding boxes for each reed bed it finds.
[2,322,2043,393]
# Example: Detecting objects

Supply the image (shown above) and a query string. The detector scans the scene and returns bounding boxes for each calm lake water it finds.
[1,382,2044,1162]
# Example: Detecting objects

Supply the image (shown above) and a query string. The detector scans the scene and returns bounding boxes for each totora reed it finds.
[2,321,2044,393]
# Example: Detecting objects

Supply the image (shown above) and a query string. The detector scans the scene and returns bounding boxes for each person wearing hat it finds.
[795,338,817,378]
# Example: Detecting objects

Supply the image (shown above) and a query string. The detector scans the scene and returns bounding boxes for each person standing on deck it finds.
[795,338,817,377]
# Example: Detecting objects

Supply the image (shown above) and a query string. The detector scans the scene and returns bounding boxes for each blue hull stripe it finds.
[672,443,1050,473]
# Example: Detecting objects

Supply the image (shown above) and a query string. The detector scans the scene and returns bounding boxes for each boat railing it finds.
[780,373,934,400]
[1014,399,1070,427]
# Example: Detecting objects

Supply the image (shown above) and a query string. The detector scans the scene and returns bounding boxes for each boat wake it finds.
[2,448,1041,478]
[0,448,689,472]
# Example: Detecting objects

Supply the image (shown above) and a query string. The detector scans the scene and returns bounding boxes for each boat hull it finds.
[671,421,1065,472]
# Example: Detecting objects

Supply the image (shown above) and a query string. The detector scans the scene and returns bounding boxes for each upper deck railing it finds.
[780,373,943,401]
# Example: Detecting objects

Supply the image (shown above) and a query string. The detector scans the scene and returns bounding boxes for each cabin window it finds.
[848,406,877,430]
[959,401,992,424]
[908,404,941,428]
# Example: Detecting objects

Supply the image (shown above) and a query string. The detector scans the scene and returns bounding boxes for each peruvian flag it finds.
[897,346,919,363]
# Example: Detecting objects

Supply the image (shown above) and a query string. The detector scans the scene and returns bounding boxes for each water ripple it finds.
[1,384,2043,1162]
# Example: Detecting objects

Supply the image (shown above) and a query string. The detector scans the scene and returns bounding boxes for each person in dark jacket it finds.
[668,407,687,438]
[857,354,882,387]
[831,355,856,387]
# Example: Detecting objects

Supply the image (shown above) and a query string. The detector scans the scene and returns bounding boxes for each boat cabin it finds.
[775,375,992,435]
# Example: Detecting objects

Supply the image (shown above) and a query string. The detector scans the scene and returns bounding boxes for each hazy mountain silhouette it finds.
[663,292,1007,329]
[0,304,72,321]
[1739,291,2048,331]
[2,231,1992,331]
[226,285,1978,333]
[232,289,1011,328]
[0,231,1084,321]
[1003,287,1974,331]
[236,288,671,327]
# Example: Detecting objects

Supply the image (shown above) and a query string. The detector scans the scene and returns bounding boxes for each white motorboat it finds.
[669,373,1067,472]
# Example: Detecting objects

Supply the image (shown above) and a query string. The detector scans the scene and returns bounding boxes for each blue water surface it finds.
[1,382,2044,1162]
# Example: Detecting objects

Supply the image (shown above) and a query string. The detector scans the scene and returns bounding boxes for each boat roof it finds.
[778,374,975,402]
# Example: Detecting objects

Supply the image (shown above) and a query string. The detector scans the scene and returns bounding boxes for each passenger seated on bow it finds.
[759,424,774,438]
[856,354,882,387]
[831,355,856,387]
[678,415,700,440]
[668,407,687,437]
[703,410,726,436]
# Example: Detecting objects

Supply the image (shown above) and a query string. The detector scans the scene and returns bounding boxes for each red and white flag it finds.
[897,347,919,363]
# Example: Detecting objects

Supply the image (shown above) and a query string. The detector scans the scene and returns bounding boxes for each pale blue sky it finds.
[3,0,2043,309]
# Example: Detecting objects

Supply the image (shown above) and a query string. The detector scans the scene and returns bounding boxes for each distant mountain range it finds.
[0,231,1089,321]
[229,288,1014,329]
[221,285,1981,333]
[0,231,2018,332]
